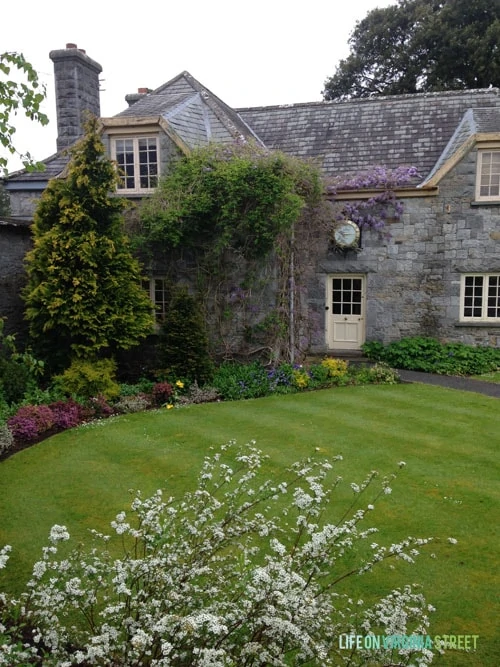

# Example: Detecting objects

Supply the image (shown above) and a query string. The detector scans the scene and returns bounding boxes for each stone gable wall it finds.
[308,146,500,351]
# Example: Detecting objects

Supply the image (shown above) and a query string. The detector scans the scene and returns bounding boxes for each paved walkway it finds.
[397,369,500,398]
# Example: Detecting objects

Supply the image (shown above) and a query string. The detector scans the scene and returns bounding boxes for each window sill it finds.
[455,321,500,327]
[471,200,500,207]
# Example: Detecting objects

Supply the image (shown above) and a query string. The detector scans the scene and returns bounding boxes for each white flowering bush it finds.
[0,422,13,456]
[0,442,439,665]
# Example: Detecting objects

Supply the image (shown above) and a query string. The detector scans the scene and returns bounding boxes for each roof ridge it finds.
[237,87,500,113]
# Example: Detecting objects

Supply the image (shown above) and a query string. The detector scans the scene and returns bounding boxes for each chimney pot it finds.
[66,43,77,49]
[79,49,87,55]
[138,87,149,94]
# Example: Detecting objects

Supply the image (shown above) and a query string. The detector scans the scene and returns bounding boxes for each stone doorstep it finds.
[305,351,371,364]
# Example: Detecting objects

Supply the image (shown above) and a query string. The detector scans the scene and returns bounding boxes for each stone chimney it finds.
[49,44,103,152]
[125,87,151,107]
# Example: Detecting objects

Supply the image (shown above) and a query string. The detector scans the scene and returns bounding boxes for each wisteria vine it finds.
[327,166,421,232]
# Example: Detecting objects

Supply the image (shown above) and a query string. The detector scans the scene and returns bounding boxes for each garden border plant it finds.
[362,336,500,376]
[0,358,399,460]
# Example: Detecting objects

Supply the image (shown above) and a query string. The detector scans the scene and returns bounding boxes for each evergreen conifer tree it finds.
[23,117,154,371]
[158,288,214,383]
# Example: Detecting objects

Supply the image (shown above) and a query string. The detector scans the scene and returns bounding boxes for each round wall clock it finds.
[332,220,360,248]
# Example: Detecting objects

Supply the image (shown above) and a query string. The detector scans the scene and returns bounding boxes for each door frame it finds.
[325,274,367,350]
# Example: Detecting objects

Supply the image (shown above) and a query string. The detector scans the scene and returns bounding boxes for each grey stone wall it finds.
[8,191,42,218]
[0,225,31,339]
[308,145,500,351]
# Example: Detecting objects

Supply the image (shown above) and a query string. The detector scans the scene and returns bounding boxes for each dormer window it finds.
[476,150,500,201]
[112,136,159,193]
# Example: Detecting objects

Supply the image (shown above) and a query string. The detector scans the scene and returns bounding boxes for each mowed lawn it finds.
[0,384,498,665]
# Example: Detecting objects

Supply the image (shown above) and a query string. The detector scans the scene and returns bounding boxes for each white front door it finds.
[326,275,366,350]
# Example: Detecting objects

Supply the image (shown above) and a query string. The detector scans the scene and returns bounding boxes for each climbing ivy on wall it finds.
[136,145,416,363]
[139,142,323,260]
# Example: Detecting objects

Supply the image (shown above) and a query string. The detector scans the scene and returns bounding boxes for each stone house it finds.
[2,44,500,355]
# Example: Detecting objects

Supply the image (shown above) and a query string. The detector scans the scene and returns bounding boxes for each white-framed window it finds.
[460,274,500,321]
[112,136,159,193]
[143,277,170,323]
[476,150,500,201]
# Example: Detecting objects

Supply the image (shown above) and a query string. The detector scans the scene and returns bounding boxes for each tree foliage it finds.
[0,52,49,174]
[157,287,214,384]
[323,0,500,100]
[23,116,154,371]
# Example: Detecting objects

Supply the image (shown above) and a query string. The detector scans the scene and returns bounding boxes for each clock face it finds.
[333,221,360,248]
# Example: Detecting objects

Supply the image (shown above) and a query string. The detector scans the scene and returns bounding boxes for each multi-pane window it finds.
[143,277,170,323]
[332,277,363,315]
[113,137,158,193]
[476,150,500,200]
[461,274,500,321]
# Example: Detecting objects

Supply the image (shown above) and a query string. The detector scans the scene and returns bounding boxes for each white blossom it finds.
[0,545,11,569]
[0,441,439,666]
[49,525,70,543]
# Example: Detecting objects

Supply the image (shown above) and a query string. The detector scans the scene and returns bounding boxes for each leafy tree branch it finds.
[0,52,49,174]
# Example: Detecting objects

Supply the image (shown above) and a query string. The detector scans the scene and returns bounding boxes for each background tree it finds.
[323,0,500,100]
[0,52,48,174]
[23,117,154,372]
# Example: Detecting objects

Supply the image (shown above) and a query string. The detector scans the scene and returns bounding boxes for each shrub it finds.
[119,379,155,397]
[321,357,349,378]
[266,363,295,394]
[292,367,310,388]
[20,384,65,407]
[363,337,500,376]
[0,320,43,406]
[212,361,271,400]
[367,362,401,384]
[0,357,34,405]
[151,382,174,407]
[307,362,332,387]
[0,443,440,666]
[177,381,221,405]
[0,422,13,456]
[157,287,214,384]
[84,395,115,419]
[114,394,152,414]
[55,358,120,400]
[48,399,82,430]
[7,405,54,442]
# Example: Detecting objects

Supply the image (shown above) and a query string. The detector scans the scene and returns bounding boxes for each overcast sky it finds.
[2,0,394,173]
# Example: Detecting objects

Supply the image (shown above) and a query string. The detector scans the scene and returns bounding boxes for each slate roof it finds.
[238,88,500,184]
[115,72,264,149]
[5,76,500,190]
[423,106,500,184]
[4,151,70,186]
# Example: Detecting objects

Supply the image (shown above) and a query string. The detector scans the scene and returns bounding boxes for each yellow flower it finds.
[166,404,174,410]
[175,380,184,389]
